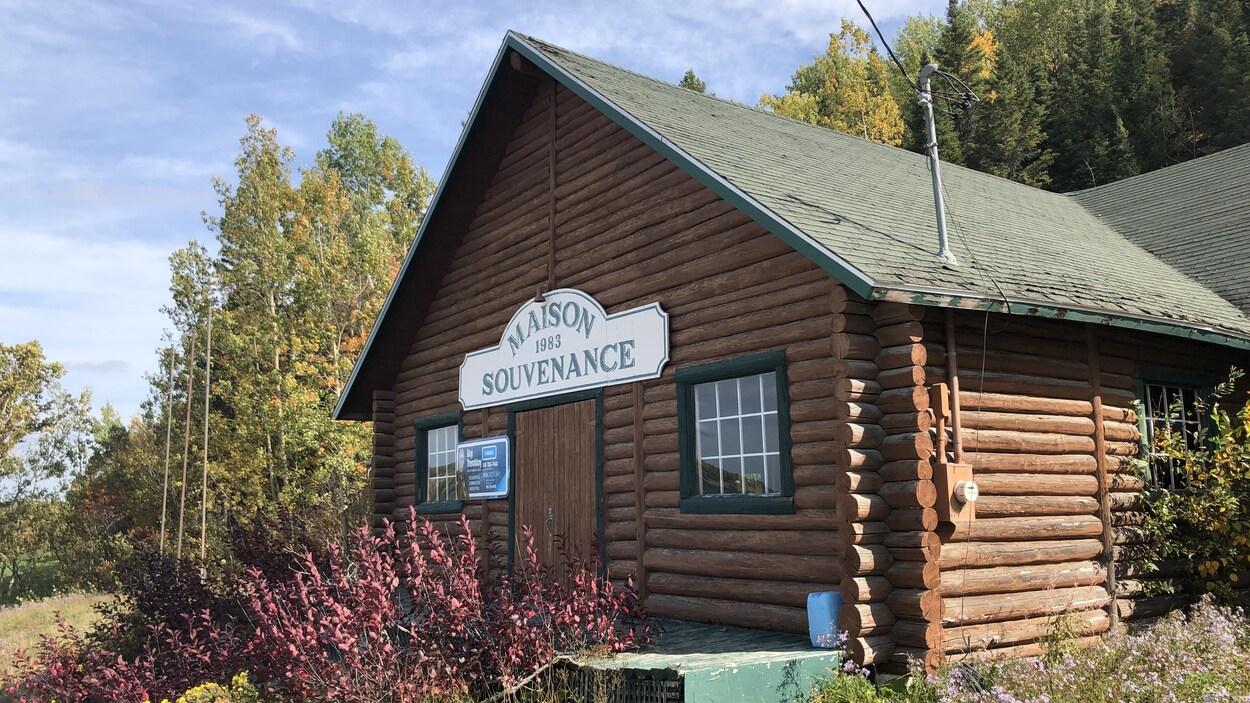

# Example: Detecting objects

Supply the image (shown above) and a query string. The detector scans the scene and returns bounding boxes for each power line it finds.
[854,0,981,111]
[856,0,919,91]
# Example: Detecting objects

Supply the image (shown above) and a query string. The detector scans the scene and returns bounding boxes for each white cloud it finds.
[207,6,304,53]
[65,360,131,374]
[0,229,174,418]
[0,137,45,165]
[118,154,221,181]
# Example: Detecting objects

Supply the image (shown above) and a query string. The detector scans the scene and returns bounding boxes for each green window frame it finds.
[1133,366,1219,491]
[413,411,463,515]
[677,350,794,514]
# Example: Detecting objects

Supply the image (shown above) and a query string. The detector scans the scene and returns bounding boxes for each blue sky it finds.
[0,0,942,420]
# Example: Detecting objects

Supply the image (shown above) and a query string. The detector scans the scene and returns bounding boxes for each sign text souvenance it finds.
[459,289,669,410]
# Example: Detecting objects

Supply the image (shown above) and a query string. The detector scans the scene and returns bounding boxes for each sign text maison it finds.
[459,289,669,410]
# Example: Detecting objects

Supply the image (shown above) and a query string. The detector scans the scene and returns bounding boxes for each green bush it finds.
[1142,370,1250,601]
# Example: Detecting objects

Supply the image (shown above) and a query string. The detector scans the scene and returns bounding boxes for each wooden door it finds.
[513,398,598,570]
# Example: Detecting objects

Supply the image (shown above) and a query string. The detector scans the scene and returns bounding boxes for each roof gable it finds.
[335,31,1250,419]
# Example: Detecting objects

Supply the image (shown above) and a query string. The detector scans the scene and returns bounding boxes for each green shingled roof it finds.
[511,33,1250,347]
[332,31,1250,419]
[1072,143,1250,315]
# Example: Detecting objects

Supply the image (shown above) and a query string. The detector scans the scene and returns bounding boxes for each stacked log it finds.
[601,384,638,586]
[387,81,850,630]
[929,312,1113,660]
[371,391,397,534]
[863,303,942,672]
[641,274,843,633]
[829,289,892,664]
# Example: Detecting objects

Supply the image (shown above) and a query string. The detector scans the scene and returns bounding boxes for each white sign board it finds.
[459,289,669,410]
[458,436,510,499]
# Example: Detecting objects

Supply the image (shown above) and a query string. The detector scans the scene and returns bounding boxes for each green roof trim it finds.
[332,36,518,420]
[874,286,1250,350]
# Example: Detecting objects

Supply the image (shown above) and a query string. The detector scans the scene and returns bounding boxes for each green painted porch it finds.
[570,619,842,702]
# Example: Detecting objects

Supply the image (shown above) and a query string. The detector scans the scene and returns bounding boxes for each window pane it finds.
[765,455,781,494]
[1150,386,1167,417]
[743,456,766,494]
[697,420,717,459]
[716,379,739,416]
[719,418,740,456]
[720,457,742,493]
[742,415,764,454]
[760,372,778,411]
[763,413,779,453]
[695,383,717,421]
[426,425,458,502]
[740,376,762,414]
[1142,381,1207,492]
[690,370,784,497]
[700,459,721,494]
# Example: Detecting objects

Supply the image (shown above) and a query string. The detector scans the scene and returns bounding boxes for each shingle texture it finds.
[519,34,1250,342]
[1071,143,1250,315]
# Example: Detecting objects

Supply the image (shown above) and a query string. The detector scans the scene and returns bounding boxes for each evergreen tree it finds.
[764,0,1248,190]
[1113,0,1181,172]
[966,47,1055,187]
[930,0,983,165]
[1045,1,1139,190]
[889,15,943,152]
[678,69,708,94]
[1168,0,1250,155]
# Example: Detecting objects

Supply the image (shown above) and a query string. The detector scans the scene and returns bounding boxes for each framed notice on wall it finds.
[457,436,510,500]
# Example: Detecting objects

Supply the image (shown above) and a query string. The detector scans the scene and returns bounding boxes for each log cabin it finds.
[334,32,1250,669]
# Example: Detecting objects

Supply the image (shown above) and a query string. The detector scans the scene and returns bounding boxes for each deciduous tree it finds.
[761,19,904,146]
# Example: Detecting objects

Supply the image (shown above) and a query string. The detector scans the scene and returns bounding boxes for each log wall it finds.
[925,313,1116,662]
[1095,327,1246,622]
[370,391,397,533]
[380,80,843,632]
[923,311,1247,663]
[366,69,1250,667]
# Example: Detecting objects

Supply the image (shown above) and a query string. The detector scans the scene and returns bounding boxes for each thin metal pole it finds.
[945,309,964,462]
[176,326,197,561]
[919,64,958,267]
[159,347,175,555]
[200,304,212,564]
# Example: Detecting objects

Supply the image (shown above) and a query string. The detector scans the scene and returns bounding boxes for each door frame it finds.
[504,388,605,574]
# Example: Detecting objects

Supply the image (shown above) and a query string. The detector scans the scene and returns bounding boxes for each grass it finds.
[0,593,106,675]
[0,554,69,607]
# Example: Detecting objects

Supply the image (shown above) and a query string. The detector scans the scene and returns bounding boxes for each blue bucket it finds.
[807,591,843,648]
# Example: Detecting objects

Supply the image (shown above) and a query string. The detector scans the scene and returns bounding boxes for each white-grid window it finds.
[1142,383,1204,490]
[693,372,782,495]
[425,425,459,503]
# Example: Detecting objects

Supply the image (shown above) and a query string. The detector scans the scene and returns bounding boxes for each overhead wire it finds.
[855,0,980,103]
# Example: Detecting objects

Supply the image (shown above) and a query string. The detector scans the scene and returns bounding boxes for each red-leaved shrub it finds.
[5,610,246,703]
[242,510,650,701]
[3,510,650,703]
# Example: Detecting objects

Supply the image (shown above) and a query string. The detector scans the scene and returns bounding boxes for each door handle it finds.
[546,507,554,533]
